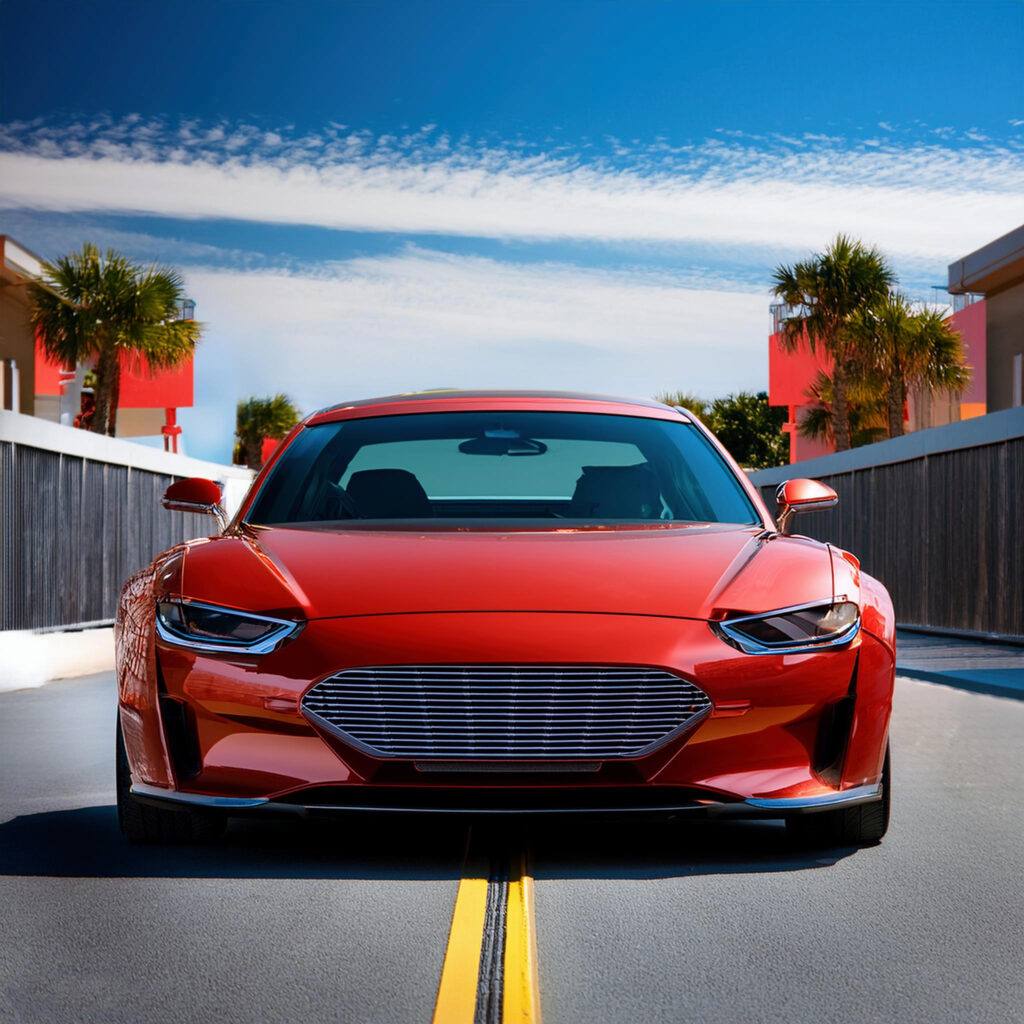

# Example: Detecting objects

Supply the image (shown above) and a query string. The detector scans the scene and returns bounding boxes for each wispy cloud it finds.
[6,116,1015,461]
[1,117,1022,264]
[179,247,770,460]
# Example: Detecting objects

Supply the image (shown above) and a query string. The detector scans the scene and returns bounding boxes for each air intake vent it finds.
[301,664,711,760]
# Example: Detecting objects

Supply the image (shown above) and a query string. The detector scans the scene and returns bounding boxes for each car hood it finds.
[174,524,838,622]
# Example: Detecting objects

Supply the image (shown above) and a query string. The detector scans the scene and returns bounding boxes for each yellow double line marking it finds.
[503,854,542,1024]
[432,862,489,1023]
[432,847,542,1024]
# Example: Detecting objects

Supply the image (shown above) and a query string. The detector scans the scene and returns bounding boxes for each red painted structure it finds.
[114,391,895,846]
[260,435,283,465]
[767,330,834,463]
[948,299,987,419]
[33,334,194,449]
[769,299,988,463]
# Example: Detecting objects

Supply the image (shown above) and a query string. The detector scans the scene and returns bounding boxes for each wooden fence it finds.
[0,413,252,631]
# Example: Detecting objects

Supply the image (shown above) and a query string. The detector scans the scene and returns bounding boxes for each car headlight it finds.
[156,600,302,654]
[711,600,859,655]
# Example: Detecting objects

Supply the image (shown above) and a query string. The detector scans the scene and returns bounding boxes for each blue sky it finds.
[2,0,1023,462]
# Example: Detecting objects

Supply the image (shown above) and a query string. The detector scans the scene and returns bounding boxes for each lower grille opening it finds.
[158,695,202,780]
[814,654,859,786]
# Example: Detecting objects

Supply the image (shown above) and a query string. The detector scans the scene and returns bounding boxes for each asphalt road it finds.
[1,673,1022,1024]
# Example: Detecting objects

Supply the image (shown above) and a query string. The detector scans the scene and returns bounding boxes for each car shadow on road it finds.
[518,817,859,880]
[0,805,858,880]
[0,805,469,880]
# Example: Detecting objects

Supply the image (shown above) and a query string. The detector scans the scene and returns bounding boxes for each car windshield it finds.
[246,411,759,526]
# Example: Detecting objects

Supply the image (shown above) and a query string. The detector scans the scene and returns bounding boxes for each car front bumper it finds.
[122,610,894,810]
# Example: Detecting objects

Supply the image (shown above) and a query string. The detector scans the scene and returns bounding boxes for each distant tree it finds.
[798,370,888,448]
[771,234,895,452]
[707,391,787,469]
[848,293,970,438]
[235,394,301,469]
[655,389,786,469]
[29,243,200,436]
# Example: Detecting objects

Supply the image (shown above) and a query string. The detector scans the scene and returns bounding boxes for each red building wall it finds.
[34,335,193,408]
[948,300,986,418]
[118,353,193,408]
[768,331,835,463]
[33,333,66,396]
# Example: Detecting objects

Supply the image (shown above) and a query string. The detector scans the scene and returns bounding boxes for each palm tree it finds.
[28,243,201,435]
[848,293,971,438]
[798,370,889,448]
[771,235,895,452]
[236,395,301,470]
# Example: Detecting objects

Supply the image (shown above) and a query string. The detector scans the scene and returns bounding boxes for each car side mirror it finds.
[775,478,837,535]
[162,478,227,533]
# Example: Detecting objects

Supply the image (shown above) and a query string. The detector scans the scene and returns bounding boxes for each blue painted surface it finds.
[895,630,1024,701]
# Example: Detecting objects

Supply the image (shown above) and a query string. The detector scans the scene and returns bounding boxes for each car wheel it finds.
[116,714,225,844]
[787,745,891,848]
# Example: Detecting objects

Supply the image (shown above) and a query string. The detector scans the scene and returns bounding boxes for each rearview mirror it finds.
[458,436,548,456]
[775,478,837,535]
[162,478,227,533]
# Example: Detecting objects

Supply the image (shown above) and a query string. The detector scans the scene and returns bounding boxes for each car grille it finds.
[300,664,712,760]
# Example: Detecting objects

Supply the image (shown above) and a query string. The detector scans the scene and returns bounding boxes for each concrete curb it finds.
[0,627,114,692]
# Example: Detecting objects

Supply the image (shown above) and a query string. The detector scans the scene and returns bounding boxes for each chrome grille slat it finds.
[300,664,712,760]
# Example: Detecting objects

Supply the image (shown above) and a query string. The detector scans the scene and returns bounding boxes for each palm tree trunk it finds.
[245,438,263,470]
[831,362,852,451]
[887,380,906,439]
[90,344,117,435]
[107,359,121,437]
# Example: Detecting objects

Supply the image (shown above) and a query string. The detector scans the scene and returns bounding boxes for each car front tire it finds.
[116,714,225,844]
[787,745,891,848]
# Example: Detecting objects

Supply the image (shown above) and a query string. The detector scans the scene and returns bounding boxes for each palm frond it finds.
[652,391,709,419]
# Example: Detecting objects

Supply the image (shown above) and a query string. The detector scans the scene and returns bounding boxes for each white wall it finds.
[0,409,254,515]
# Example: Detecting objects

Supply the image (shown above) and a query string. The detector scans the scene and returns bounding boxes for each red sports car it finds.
[115,390,894,847]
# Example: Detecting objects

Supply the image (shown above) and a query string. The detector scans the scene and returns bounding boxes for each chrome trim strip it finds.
[711,598,860,655]
[155,599,301,655]
[131,782,269,809]
[744,782,882,812]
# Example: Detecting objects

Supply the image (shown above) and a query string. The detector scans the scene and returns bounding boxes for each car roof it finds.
[313,389,679,417]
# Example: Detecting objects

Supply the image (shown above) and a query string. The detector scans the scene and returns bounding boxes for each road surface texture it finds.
[1,671,1022,1024]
